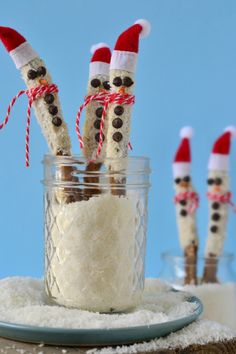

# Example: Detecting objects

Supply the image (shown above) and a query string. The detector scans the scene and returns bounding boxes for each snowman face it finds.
[21,57,64,129]
[207,170,229,194]
[88,74,110,95]
[21,57,51,88]
[110,69,135,94]
[174,175,193,193]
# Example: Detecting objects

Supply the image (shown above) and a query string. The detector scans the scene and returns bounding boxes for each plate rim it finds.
[0,294,203,334]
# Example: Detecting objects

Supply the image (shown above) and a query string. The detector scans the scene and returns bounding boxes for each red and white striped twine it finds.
[174,191,199,214]
[75,91,135,160]
[207,191,236,212]
[0,84,58,167]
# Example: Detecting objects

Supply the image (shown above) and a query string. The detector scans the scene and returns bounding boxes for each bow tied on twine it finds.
[0,84,59,167]
[174,191,199,214]
[207,191,236,212]
[75,91,135,161]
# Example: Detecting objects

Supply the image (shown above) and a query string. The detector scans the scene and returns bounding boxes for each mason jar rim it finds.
[43,154,150,164]
[42,154,151,189]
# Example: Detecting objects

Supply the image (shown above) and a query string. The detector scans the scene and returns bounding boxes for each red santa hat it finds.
[0,26,38,69]
[89,43,111,78]
[208,126,236,171]
[110,19,151,73]
[173,127,194,178]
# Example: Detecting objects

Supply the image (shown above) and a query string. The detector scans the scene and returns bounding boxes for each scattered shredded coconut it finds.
[183,283,236,330]
[45,193,146,312]
[0,278,197,329]
[87,319,235,353]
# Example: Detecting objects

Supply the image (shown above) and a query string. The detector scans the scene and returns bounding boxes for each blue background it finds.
[0,0,236,278]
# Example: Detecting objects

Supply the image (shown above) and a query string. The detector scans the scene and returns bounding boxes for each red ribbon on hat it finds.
[174,191,199,214]
[75,91,135,161]
[207,191,236,212]
[0,84,58,167]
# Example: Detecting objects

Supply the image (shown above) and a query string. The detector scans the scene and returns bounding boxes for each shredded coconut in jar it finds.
[45,193,146,312]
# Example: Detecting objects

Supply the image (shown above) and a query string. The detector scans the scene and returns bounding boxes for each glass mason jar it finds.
[43,155,151,313]
[160,251,236,330]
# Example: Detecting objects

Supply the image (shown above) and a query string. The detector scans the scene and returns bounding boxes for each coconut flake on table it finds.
[0,278,197,329]
[183,282,236,330]
[87,320,235,354]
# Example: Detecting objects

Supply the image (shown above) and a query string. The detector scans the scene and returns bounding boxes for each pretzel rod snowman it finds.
[0,26,78,204]
[80,44,111,197]
[203,127,236,283]
[173,127,199,285]
[105,19,151,195]
[82,43,111,161]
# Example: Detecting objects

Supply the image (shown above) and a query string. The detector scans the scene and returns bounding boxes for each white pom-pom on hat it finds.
[134,19,151,38]
[90,42,109,55]
[180,126,194,139]
[224,126,236,138]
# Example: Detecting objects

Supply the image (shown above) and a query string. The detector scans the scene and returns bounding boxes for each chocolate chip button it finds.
[180,209,188,217]
[113,77,122,87]
[27,69,37,80]
[112,132,123,142]
[212,202,220,210]
[212,213,221,221]
[114,105,124,116]
[95,107,103,118]
[95,133,105,143]
[37,66,47,76]
[112,118,123,129]
[210,225,218,233]
[94,120,101,129]
[179,200,187,206]
[44,93,54,104]
[48,105,58,115]
[52,116,62,127]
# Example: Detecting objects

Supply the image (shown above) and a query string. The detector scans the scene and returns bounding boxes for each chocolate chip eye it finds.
[27,69,37,80]
[103,81,110,90]
[175,178,181,184]
[91,79,101,88]
[123,76,134,87]
[37,66,47,76]
[113,77,122,87]
[183,176,190,183]
[215,177,222,185]
[207,178,214,185]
